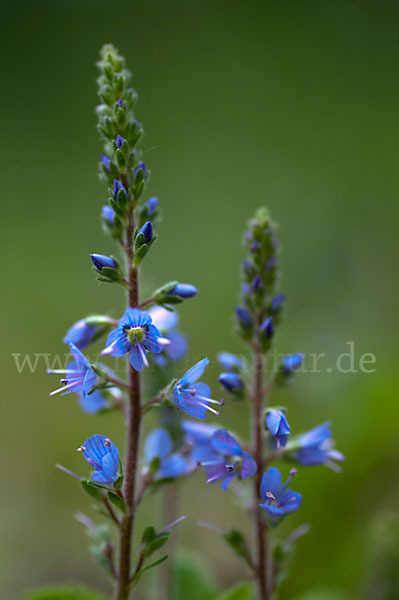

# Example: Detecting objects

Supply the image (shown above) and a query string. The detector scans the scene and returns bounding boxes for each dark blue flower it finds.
[78,434,119,485]
[252,274,263,292]
[271,293,285,313]
[293,422,345,470]
[134,162,146,179]
[147,197,158,216]
[116,134,124,148]
[114,179,127,201]
[265,410,290,447]
[200,429,257,491]
[102,308,166,371]
[236,306,252,328]
[102,205,115,225]
[259,467,301,519]
[63,319,98,350]
[173,359,223,420]
[169,283,198,299]
[137,221,153,244]
[90,253,118,272]
[282,353,304,373]
[48,342,96,398]
[217,352,244,372]
[218,372,243,393]
[260,316,274,339]
[101,154,111,170]
[144,428,193,480]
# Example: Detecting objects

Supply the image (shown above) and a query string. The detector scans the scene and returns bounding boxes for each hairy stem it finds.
[115,206,142,600]
[252,347,268,600]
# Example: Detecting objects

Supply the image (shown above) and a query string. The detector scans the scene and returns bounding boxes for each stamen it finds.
[197,401,219,416]
[101,337,120,356]
[196,395,223,406]
[47,369,80,375]
[157,337,171,347]
[137,342,149,368]
[200,460,224,466]
[266,491,276,501]
[206,474,222,484]
[50,379,82,396]
[104,438,111,447]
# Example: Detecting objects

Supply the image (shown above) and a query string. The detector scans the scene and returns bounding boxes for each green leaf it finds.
[133,554,169,584]
[142,531,170,557]
[107,490,127,513]
[222,529,253,568]
[80,480,105,500]
[24,584,107,600]
[214,582,254,600]
[172,549,218,600]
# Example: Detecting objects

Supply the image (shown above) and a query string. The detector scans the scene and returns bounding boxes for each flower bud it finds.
[260,316,274,339]
[90,253,118,272]
[169,283,198,299]
[147,196,158,217]
[235,306,252,329]
[101,154,111,170]
[102,205,115,225]
[218,372,243,393]
[113,179,128,201]
[138,221,153,244]
[116,134,125,148]
[282,353,304,374]
[265,409,290,447]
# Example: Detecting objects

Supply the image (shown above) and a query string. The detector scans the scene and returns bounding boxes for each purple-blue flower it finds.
[259,467,301,519]
[90,253,118,272]
[282,353,304,373]
[116,134,125,148]
[252,274,263,292]
[101,308,166,371]
[293,422,345,471]
[182,420,219,463]
[144,428,193,479]
[48,342,96,398]
[147,197,158,216]
[134,162,146,179]
[78,434,119,485]
[114,179,127,201]
[218,372,243,393]
[169,283,198,299]
[260,316,274,339]
[265,409,290,447]
[271,293,285,313]
[217,352,244,372]
[101,154,111,170]
[102,205,115,225]
[236,306,252,328]
[173,359,223,420]
[200,429,257,491]
[63,319,98,350]
[79,389,109,414]
[137,221,153,244]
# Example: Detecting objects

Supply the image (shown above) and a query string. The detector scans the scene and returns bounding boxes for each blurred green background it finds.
[1,0,398,598]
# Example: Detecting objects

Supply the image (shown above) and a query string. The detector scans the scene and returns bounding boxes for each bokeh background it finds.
[1,1,398,599]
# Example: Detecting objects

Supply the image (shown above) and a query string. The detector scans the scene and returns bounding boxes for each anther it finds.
[266,491,276,501]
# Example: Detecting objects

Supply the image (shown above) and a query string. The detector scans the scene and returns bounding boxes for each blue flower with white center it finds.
[63,319,98,350]
[169,283,198,299]
[90,253,118,272]
[149,306,188,364]
[173,359,223,420]
[282,353,304,373]
[102,205,115,225]
[78,434,119,485]
[217,352,244,372]
[48,342,96,398]
[265,410,290,448]
[144,428,193,480]
[218,372,243,393]
[259,467,301,520]
[293,422,345,471]
[137,221,153,243]
[200,429,257,491]
[101,308,166,371]
[147,197,158,217]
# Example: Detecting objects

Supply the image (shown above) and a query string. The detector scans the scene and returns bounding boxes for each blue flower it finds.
[117,98,124,107]
[252,274,263,292]
[144,428,193,479]
[169,283,198,299]
[218,372,243,393]
[101,154,111,170]
[282,353,304,373]
[137,221,153,244]
[293,422,345,470]
[116,134,125,148]
[259,467,301,519]
[200,429,257,491]
[265,410,290,447]
[114,179,127,201]
[182,420,219,463]
[78,434,119,485]
[90,253,118,272]
[102,205,115,225]
[49,342,96,398]
[271,293,285,313]
[173,359,223,420]
[149,306,187,364]
[217,352,244,372]
[79,389,109,414]
[134,162,146,179]
[63,319,98,350]
[101,308,165,371]
[260,316,274,339]
[147,197,158,216]
[236,306,252,328]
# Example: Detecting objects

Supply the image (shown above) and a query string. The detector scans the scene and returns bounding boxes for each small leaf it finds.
[80,480,105,500]
[107,490,127,514]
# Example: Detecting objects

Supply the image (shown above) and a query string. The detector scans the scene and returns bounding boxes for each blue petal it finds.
[279,490,302,514]
[259,504,284,519]
[68,341,91,371]
[82,434,117,466]
[64,320,97,350]
[79,390,108,414]
[265,411,281,436]
[129,345,144,371]
[299,422,332,447]
[104,328,130,357]
[159,454,191,478]
[193,382,211,398]
[294,447,327,465]
[143,324,162,354]
[145,428,172,463]
[148,306,178,332]
[82,368,97,397]
[121,308,152,328]
[179,358,210,386]
[260,468,282,501]
[91,451,119,484]
[211,429,242,456]
[217,352,243,372]
[165,331,188,361]
[240,451,257,479]
[182,421,218,444]
[221,472,238,491]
